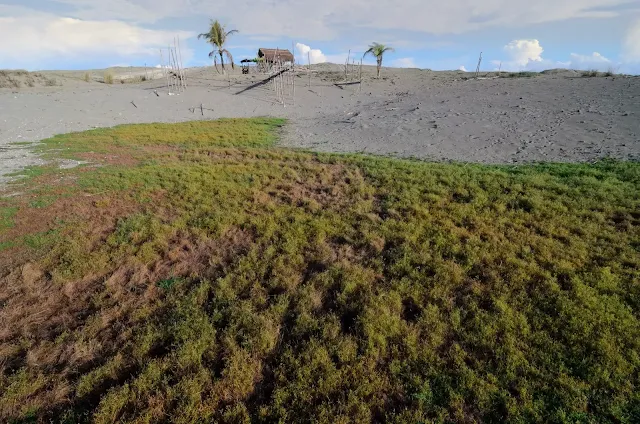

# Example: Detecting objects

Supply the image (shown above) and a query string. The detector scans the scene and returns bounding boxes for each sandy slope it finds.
[1,64,639,185]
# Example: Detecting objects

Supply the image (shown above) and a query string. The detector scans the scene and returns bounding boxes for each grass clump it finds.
[503,71,538,78]
[582,69,599,77]
[0,118,639,423]
[103,72,114,84]
[44,77,58,86]
[83,72,91,82]
[0,206,18,231]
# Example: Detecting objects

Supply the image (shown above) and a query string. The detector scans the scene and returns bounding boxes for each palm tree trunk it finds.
[219,51,225,74]
[377,57,382,78]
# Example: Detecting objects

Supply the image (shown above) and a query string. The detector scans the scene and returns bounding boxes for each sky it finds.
[1,0,640,74]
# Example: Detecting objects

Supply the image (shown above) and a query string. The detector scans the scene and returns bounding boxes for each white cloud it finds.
[0,15,193,69]
[503,39,544,66]
[568,52,612,70]
[624,19,640,61]
[495,40,615,72]
[459,65,468,71]
[295,43,327,64]
[391,57,417,68]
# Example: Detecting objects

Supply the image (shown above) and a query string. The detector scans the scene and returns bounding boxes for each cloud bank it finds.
[625,19,640,61]
[23,0,637,38]
[0,14,192,69]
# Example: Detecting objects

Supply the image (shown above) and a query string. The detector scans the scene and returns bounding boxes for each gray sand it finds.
[1,65,639,185]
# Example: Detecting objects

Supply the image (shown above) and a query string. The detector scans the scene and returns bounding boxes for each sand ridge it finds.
[1,64,639,185]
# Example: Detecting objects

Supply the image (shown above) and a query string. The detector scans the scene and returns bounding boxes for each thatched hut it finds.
[258,48,294,64]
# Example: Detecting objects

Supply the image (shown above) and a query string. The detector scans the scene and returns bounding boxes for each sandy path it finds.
[1,66,639,185]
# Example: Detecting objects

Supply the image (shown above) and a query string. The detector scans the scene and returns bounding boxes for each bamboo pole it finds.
[280,58,284,106]
[168,46,176,92]
[291,59,295,105]
[359,59,363,93]
[273,48,278,100]
[275,48,280,104]
[308,52,311,87]
[175,38,184,90]
[345,49,350,81]
[177,35,187,88]
[175,46,183,92]
[175,38,185,92]
[168,45,174,92]
[172,39,180,91]
[171,46,180,92]
[475,52,483,80]
[160,48,170,93]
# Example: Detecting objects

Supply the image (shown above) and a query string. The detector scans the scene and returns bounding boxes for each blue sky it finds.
[1,0,640,74]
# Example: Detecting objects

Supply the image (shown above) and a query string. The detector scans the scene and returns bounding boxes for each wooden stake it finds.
[359,59,363,93]
[345,49,351,81]
[173,39,184,92]
[160,48,170,93]
[308,52,311,87]
[172,46,182,92]
[168,45,175,92]
[475,52,483,79]
[352,59,355,82]
[177,35,187,88]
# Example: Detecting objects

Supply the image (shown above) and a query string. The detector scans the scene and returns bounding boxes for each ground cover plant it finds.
[0,118,639,423]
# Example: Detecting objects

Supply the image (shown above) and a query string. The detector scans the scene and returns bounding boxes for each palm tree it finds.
[198,20,238,74]
[363,42,394,78]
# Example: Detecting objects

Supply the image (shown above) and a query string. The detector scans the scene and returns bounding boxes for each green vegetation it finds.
[103,71,114,84]
[0,119,639,423]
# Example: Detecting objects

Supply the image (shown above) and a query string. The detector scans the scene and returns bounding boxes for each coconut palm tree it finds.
[198,20,238,74]
[363,42,394,78]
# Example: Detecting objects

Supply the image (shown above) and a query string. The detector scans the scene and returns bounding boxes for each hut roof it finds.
[258,48,294,62]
